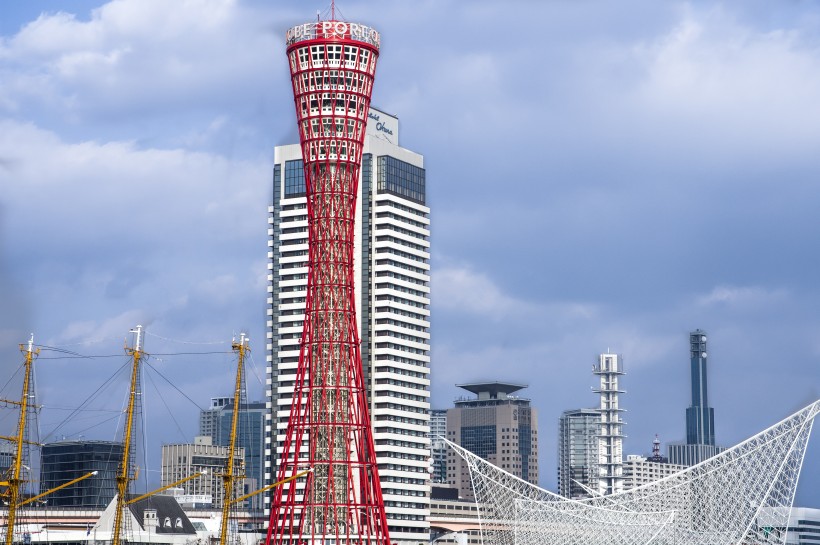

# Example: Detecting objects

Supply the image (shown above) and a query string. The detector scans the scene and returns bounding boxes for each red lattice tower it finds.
[266,17,389,545]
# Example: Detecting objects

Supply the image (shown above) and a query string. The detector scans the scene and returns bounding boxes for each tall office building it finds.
[557,408,599,498]
[266,107,430,544]
[161,436,245,509]
[593,352,624,495]
[429,409,447,484]
[668,330,725,465]
[199,397,266,510]
[40,440,123,508]
[445,382,538,501]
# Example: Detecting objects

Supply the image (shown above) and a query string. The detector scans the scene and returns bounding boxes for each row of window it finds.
[378,155,426,205]
[294,69,373,95]
[374,221,428,241]
[375,402,428,415]
[376,234,428,252]
[292,44,374,74]
[374,306,428,322]
[375,342,428,356]
[375,211,428,229]
[375,258,427,276]
[375,282,428,299]
[297,92,368,121]
[375,294,428,310]
[375,247,429,264]
[375,330,428,345]
[375,270,428,287]
[375,317,428,332]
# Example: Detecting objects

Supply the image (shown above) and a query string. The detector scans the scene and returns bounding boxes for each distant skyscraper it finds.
[668,329,725,465]
[40,440,123,508]
[199,397,266,510]
[446,382,539,501]
[558,408,599,499]
[593,352,624,495]
[687,330,714,445]
[161,436,244,509]
[429,409,447,484]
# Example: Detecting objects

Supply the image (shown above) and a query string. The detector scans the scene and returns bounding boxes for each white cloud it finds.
[696,285,788,307]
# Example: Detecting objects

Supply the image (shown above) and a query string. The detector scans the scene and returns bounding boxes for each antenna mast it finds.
[3,335,39,545]
[219,333,249,545]
[112,325,144,545]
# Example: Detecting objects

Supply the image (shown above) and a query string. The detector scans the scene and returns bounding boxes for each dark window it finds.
[284,160,305,197]
[377,156,425,205]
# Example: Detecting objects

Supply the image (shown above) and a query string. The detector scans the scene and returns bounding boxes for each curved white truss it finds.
[446,399,820,545]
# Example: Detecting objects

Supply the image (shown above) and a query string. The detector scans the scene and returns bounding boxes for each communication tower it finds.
[266,13,389,545]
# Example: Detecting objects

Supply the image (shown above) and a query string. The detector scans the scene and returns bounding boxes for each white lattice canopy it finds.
[447,399,820,545]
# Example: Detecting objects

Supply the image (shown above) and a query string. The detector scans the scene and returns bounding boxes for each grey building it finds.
[445,382,538,501]
[199,397,265,510]
[558,408,599,499]
[40,440,123,507]
[429,409,447,484]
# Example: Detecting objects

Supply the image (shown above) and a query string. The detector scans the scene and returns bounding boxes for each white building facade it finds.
[265,108,431,545]
[594,352,624,495]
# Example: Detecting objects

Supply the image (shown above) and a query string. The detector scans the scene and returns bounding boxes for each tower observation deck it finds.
[266,17,389,545]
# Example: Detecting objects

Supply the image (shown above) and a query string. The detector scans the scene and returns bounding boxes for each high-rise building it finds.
[445,382,538,501]
[557,408,599,499]
[429,409,447,484]
[161,436,244,509]
[199,397,266,510]
[668,330,725,465]
[266,80,430,545]
[593,352,624,495]
[39,440,123,508]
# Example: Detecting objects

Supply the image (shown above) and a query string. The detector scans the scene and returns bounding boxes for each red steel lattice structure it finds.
[266,18,390,545]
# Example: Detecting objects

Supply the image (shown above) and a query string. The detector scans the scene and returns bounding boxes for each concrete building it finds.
[199,397,265,510]
[594,352,625,495]
[160,436,244,509]
[445,382,538,501]
[39,440,123,508]
[266,107,430,544]
[668,330,726,465]
[622,438,686,492]
[558,408,599,499]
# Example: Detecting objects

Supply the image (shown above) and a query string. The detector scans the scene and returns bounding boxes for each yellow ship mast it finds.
[218,333,249,545]
[3,335,38,545]
[112,325,144,545]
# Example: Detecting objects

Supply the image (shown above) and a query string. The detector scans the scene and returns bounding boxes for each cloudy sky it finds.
[1,0,818,504]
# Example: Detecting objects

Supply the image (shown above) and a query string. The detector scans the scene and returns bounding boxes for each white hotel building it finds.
[265,108,431,544]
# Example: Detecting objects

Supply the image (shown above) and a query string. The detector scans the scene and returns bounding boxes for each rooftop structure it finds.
[446,382,538,501]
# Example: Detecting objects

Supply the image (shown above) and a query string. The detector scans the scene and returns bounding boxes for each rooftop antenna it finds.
[331,0,336,20]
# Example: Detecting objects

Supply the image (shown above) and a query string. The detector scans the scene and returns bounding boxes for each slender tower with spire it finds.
[266,7,390,545]
[668,329,725,465]
[686,329,714,445]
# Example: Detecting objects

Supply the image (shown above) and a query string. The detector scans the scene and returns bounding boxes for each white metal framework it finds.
[447,400,820,545]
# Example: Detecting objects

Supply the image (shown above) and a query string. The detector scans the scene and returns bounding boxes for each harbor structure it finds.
[266,14,398,545]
